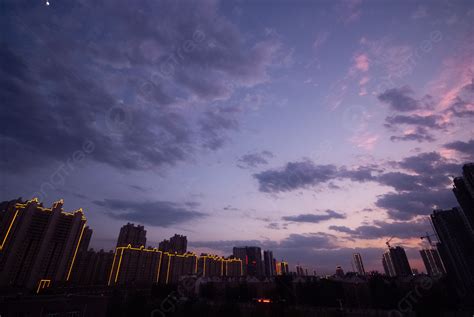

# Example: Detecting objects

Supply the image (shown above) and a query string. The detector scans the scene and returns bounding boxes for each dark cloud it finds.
[1,0,278,172]
[255,151,462,220]
[282,209,346,223]
[385,114,447,130]
[377,86,426,112]
[375,189,456,220]
[94,199,206,227]
[447,78,474,118]
[329,219,431,239]
[199,106,240,150]
[444,139,474,161]
[254,161,339,193]
[237,150,274,169]
[254,161,379,193]
[389,127,436,142]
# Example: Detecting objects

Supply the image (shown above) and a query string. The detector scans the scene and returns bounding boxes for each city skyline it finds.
[2,0,474,276]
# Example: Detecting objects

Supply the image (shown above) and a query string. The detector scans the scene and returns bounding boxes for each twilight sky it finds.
[1,0,474,274]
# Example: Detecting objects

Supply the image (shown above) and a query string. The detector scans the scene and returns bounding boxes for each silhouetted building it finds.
[197,254,224,278]
[158,234,187,254]
[224,257,243,277]
[108,245,162,286]
[170,234,187,254]
[116,223,146,248]
[420,248,445,276]
[70,248,114,285]
[453,163,474,231]
[431,207,474,297]
[159,252,197,284]
[78,226,93,253]
[296,265,306,276]
[382,247,411,276]
[353,253,366,275]
[233,246,263,276]
[335,265,345,277]
[382,251,395,277]
[0,198,86,290]
[263,250,275,277]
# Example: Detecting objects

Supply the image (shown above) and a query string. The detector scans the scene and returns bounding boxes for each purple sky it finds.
[1,0,474,274]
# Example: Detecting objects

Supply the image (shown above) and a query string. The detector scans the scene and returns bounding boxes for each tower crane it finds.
[420,232,437,247]
[385,236,395,249]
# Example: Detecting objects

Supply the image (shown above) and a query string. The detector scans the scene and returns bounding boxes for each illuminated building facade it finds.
[232,246,263,276]
[197,254,224,277]
[224,257,243,277]
[275,261,289,275]
[108,245,162,286]
[158,252,197,284]
[116,223,147,248]
[0,198,86,290]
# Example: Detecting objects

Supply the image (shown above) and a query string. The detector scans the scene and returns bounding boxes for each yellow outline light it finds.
[114,248,125,283]
[36,279,51,294]
[108,250,119,286]
[0,209,19,251]
[66,223,86,281]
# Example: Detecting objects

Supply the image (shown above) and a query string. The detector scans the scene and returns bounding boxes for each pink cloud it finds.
[354,53,370,72]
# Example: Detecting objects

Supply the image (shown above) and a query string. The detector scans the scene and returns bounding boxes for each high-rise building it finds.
[108,245,162,286]
[335,265,345,277]
[453,163,474,231]
[382,251,395,277]
[263,250,275,277]
[158,234,187,254]
[224,257,243,277]
[353,253,366,275]
[196,254,224,278]
[116,223,147,248]
[78,226,93,253]
[170,234,187,254]
[382,247,411,277]
[0,198,87,291]
[275,261,289,275]
[70,248,114,285]
[158,252,198,284]
[431,207,474,297]
[296,265,306,276]
[232,246,263,276]
[419,248,445,276]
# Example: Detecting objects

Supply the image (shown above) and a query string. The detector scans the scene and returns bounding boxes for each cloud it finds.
[253,161,339,193]
[237,150,274,169]
[377,86,425,112]
[375,189,456,220]
[282,210,346,223]
[1,0,279,172]
[354,53,370,72]
[330,219,431,239]
[444,139,474,161]
[94,199,207,227]
[199,106,240,150]
[253,161,377,193]
[389,127,436,143]
[385,114,447,130]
